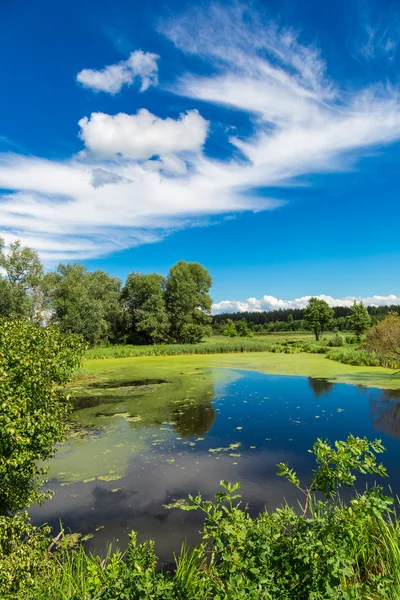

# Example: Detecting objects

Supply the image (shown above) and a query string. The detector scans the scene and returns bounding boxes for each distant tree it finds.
[0,239,44,320]
[121,273,170,344]
[348,301,371,340]
[236,318,252,337]
[222,319,237,337]
[304,298,334,341]
[165,261,212,343]
[45,264,122,346]
[366,312,400,366]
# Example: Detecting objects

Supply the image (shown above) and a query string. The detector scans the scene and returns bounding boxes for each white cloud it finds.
[2,4,400,261]
[358,22,400,62]
[78,109,209,159]
[212,295,400,314]
[76,50,159,94]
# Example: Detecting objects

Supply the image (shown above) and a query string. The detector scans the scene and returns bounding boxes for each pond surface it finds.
[30,369,400,563]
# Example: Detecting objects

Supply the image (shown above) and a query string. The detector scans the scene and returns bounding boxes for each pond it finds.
[30,368,400,563]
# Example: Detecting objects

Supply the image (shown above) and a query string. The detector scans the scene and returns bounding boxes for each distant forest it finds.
[213,305,400,325]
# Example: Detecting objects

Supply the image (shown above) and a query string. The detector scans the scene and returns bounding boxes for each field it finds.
[86,332,342,360]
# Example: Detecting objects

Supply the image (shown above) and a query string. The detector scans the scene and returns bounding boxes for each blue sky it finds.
[1,0,400,310]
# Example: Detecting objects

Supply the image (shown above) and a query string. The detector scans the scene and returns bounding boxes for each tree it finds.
[0,320,84,514]
[304,297,334,341]
[45,264,123,346]
[165,261,212,343]
[222,319,237,337]
[121,273,170,344]
[0,239,44,320]
[236,318,252,337]
[348,301,371,340]
[366,312,400,366]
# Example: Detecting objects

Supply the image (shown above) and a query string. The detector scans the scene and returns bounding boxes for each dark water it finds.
[30,370,400,562]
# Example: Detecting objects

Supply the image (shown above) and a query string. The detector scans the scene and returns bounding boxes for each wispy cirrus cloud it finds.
[1,3,400,261]
[76,49,159,94]
[212,294,400,314]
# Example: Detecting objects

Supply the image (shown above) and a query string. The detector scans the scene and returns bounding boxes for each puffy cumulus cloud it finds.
[212,295,400,314]
[3,4,400,261]
[76,50,159,94]
[78,109,209,159]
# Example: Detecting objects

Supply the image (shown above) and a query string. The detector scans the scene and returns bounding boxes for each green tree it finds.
[222,319,237,337]
[0,320,84,514]
[304,297,334,341]
[121,272,170,344]
[0,239,44,320]
[235,318,252,337]
[348,300,371,340]
[165,261,212,343]
[45,264,123,346]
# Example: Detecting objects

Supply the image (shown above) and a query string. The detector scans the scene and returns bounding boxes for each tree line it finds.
[217,298,373,341]
[0,239,212,346]
[214,304,400,326]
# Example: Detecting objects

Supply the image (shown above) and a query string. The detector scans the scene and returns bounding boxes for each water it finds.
[30,369,400,563]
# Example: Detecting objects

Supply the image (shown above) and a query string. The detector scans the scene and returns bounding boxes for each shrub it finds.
[366,313,400,368]
[328,348,382,367]
[0,320,84,514]
[180,324,205,344]
[0,513,53,599]
[345,335,359,344]
[327,332,344,347]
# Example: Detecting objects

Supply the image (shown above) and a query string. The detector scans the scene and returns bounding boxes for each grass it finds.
[85,332,341,360]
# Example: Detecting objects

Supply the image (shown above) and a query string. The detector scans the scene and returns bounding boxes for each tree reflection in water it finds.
[171,402,216,437]
[370,389,400,440]
[308,378,335,398]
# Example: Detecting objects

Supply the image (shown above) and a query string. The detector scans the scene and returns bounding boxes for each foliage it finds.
[45,263,123,346]
[327,332,345,347]
[165,261,212,343]
[0,319,84,514]
[121,272,170,344]
[0,239,44,321]
[222,318,237,337]
[0,513,54,599]
[366,312,400,368]
[235,318,253,337]
[304,297,335,341]
[180,323,206,344]
[348,301,371,340]
[328,348,383,367]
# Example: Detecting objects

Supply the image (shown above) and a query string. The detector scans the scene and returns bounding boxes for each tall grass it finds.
[328,347,400,369]
[86,337,278,359]
[85,334,338,360]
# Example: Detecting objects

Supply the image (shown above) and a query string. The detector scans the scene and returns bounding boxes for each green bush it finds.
[0,320,84,514]
[0,513,53,599]
[327,332,344,347]
[345,335,359,344]
[180,324,205,344]
[328,348,384,367]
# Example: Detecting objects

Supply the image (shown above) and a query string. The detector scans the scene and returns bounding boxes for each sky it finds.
[1,0,400,312]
